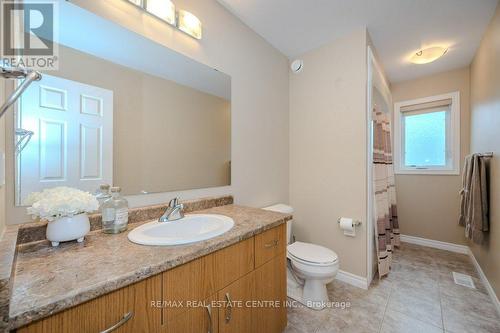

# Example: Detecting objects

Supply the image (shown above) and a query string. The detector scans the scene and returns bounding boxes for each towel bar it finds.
[466,152,493,158]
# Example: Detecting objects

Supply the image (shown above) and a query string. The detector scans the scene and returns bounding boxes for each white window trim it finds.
[394,91,460,175]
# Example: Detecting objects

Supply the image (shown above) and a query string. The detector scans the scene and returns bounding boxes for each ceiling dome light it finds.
[410,46,448,64]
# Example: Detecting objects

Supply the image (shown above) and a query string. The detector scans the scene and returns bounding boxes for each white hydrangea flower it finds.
[25,187,99,222]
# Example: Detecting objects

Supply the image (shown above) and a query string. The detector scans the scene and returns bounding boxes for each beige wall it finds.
[290,29,368,277]
[391,67,471,245]
[4,0,289,224]
[470,3,500,298]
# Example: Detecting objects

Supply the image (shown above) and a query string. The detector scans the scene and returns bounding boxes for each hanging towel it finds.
[459,155,472,227]
[459,154,489,244]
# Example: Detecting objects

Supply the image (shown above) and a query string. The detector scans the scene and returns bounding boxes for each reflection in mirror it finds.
[15,3,231,205]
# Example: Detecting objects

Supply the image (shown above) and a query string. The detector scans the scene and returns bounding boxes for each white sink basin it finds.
[127,214,234,246]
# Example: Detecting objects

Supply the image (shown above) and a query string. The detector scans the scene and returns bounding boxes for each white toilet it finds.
[263,204,339,310]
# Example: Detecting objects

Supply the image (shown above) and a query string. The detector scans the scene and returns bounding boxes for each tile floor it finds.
[285,243,500,333]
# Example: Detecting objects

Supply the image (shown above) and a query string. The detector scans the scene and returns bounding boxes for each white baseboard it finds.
[400,234,500,317]
[400,234,469,254]
[467,248,500,317]
[336,270,368,290]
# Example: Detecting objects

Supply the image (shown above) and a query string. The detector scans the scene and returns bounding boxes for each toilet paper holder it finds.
[337,218,362,226]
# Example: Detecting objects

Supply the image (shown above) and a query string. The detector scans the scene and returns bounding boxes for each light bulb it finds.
[146,0,176,26]
[177,10,202,39]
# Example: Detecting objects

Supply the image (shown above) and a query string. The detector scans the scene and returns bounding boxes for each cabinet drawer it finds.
[254,224,286,267]
[18,274,162,333]
[215,237,254,290]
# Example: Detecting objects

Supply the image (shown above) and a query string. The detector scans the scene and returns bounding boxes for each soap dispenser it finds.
[101,187,129,234]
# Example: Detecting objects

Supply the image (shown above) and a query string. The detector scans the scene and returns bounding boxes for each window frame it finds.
[394,91,460,175]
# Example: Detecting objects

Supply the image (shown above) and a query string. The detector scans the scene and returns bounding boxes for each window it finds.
[394,92,460,175]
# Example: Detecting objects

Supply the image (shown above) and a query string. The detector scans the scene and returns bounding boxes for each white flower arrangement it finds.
[25,187,99,222]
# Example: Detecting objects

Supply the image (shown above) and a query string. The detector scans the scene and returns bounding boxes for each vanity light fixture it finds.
[410,46,448,64]
[126,0,202,40]
[177,10,202,40]
[146,0,176,26]
[128,0,143,6]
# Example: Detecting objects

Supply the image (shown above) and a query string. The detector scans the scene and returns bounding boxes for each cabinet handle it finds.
[100,311,133,333]
[205,304,213,333]
[264,239,279,248]
[225,292,232,323]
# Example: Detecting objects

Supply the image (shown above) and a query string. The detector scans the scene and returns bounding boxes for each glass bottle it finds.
[95,184,111,211]
[101,187,129,234]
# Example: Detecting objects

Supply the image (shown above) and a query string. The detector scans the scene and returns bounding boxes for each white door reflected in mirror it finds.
[16,74,113,205]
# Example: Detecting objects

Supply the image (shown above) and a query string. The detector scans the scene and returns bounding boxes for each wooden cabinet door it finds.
[18,274,162,333]
[163,255,216,323]
[255,225,286,268]
[164,295,218,333]
[218,272,255,333]
[128,274,163,332]
[253,255,287,333]
[215,238,254,290]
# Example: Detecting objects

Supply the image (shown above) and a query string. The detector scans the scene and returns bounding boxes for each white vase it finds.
[46,213,91,247]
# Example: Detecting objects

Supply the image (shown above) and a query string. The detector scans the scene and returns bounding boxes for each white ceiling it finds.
[217,0,498,83]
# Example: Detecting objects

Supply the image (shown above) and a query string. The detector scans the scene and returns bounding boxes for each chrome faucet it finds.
[159,198,185,222]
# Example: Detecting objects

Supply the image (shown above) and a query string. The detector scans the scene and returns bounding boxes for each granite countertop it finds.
[8,204,291,329]
[0,226,19,332]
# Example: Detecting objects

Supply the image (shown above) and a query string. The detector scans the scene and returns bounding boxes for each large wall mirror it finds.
[13,3,231,205]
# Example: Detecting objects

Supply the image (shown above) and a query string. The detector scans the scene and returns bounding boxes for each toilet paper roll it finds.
[339,217,354,230]
[339,217,356,237]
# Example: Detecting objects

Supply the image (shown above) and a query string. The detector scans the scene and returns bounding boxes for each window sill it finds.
[395,168,460,176]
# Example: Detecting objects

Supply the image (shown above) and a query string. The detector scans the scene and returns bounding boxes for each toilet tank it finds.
[262,204,294,244]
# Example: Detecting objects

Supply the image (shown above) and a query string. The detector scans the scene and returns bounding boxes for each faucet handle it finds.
[169,197,179,207]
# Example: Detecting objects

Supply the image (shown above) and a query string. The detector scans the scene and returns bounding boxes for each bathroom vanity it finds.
[6,199,290,333]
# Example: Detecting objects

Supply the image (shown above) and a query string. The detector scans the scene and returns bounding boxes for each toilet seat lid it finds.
[287,241,338,265]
